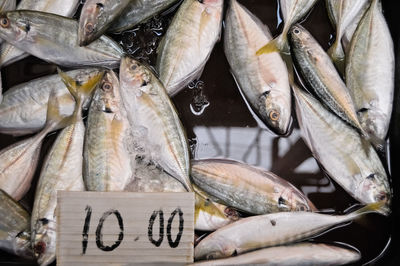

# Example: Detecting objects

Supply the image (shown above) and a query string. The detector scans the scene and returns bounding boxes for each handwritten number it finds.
[95,209,124,251]
[167,208,184,248]
[82,205,92,255]
[148,210,164,247]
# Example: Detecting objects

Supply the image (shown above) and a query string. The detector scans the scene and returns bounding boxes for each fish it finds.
[0,10,124,68]
[84,70,134,191]
[0,0,15,11]
[346,0,394,143]
[256,0,318,55]
[0,90,72,201]
[194,185,240,231]
[194,202,383,260]
[288,24,372,143]
[191,159,316,215]
[31,69,103,266]
[0,0,80,68]
[156,0,223,96]
[0,189,33,259]
[325,0,370,74]
[119,56,192,191]
[108,0,180,33]
[78,0,131,46]
[292,84,391,211]
[192,242,360,265]
[224,0,291,135]
[0,68,102,136]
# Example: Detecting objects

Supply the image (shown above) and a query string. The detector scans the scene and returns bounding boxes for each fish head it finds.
[357,173,392,215]
[92,70,121,114]
[78,0,107,46]
[288,24,313,51]
[276,186,317,212]
[257,89,290,135]
[120,56,155,97]
[0,11,31,43]
[32,218,56,266]
[195,237,231,260]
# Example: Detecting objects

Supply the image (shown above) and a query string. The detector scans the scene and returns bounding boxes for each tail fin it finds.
[57,68,104,108]
[256,32,290,55]
[345,201,385,221]
[256,38,280,55]
[327,40,345,75]
[43,89,73,132]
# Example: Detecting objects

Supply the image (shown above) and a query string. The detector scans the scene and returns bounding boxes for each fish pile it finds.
[0,0,394,265]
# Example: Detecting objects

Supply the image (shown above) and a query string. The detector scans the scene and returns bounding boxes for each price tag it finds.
[56,191,194,265]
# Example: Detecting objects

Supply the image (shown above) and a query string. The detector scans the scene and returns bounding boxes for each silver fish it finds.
[0,92,71,201]
[0,0,15,11]
[78,0,131,46]
[0,0,80,67]
[84,70,133,191]
[191,159,316,215]
[346,0,394,142]
[292,84,391,210]
[119,56,192,191]
[257,0,318,54]
[0,10,123,68]
[194,202,382,260]
[31,70,103,266]
[192,242,360,265]
[0,68,101,136]
[156,0,223,96]
[325,0,370,73]
[0,189,33,259]
[108,0,180,33]
[224,0,291,135]
[289,24,369,141]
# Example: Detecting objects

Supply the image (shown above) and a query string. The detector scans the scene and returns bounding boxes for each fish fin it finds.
[57,67,104,104]
[347,201,386,221]
[45,89,73,130]
[256,38,280,55]
[327,41,345,75]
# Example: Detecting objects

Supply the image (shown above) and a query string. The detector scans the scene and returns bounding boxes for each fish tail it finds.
[44,89,73,131]
[345,201,385,221]
[256,37,280,55]
[327,40,345,75]
[57,67,104,107]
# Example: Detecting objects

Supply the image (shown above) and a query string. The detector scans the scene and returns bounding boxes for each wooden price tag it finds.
[57,191,194,265]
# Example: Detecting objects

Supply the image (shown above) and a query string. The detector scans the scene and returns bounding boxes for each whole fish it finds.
[191,159,316,215]
[120,56,192,191]
[108,0,180,33]
[224,0,291,135]
[292,84,391,210]
[256,0,318,55]
[0,92,72,200]
[325,0,370,74]
[156,0,223,96]
[84,70,133,191]
[31,70,103,266]
[78,0,132,46]
[0,10,123,68]
[0,0,80,67]
[194,202,382,260]
[0,189,33,259]
[192,242,360,265]
[289,24,371,143]
[346,0,394,143]
[0,69,102,136]
[194,185,240,231]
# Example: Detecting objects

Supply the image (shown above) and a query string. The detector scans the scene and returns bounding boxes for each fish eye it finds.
[269,110,280,121]
[293,28,300,34]
[377,193,387,202]
[85,23,94,33]
[130,63,138,71]
[296,204,307,211]
[0,17,10,28]
[102,81,112,91]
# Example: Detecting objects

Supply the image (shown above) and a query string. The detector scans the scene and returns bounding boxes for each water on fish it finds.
[0,0,397,265]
